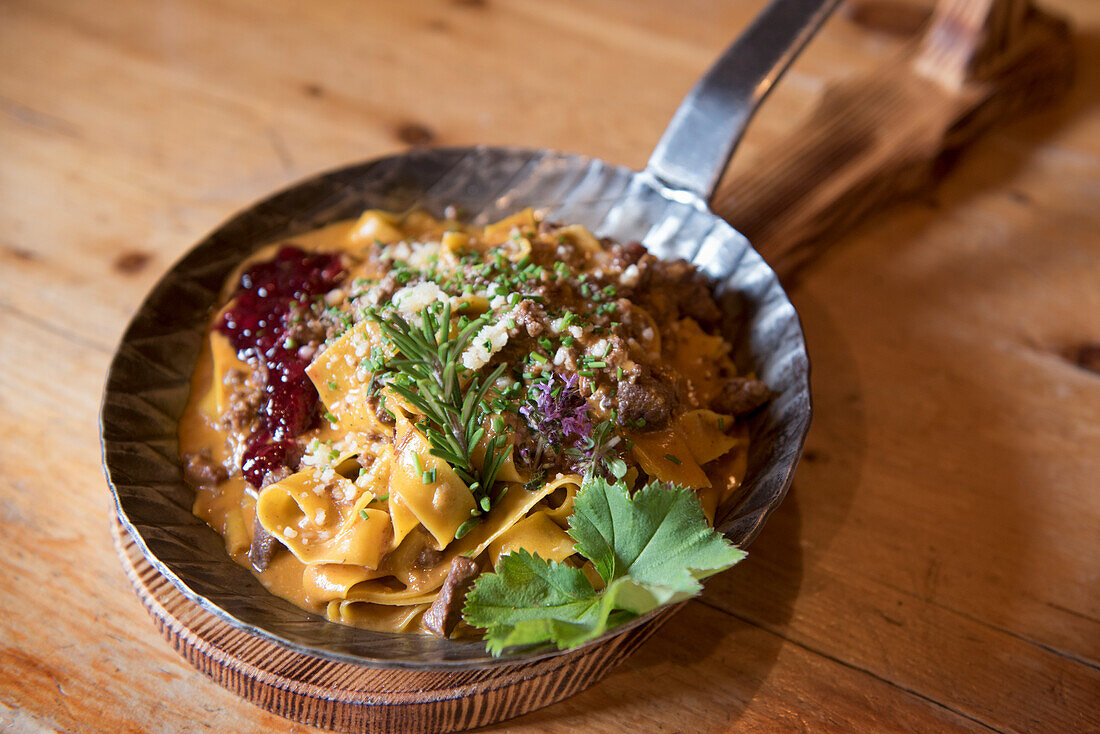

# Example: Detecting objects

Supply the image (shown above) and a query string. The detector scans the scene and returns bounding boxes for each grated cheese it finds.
[393,282,447,316]
[461,317,511,371]
[407,240,441,268]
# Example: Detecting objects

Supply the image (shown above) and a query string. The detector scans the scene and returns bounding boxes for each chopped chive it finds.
[617,366,624,380]
[359,509,370,520]
[531,352,548,363]
[327,381,339,391]
[455,517,479,539]
[665,454,682,465]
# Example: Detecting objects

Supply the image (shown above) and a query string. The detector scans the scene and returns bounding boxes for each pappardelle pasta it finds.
[179,208,769,643]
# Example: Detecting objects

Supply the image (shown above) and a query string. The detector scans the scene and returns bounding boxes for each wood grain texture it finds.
[713,0,1075,279]
[110,516,677,733]
[2,0,1099,732]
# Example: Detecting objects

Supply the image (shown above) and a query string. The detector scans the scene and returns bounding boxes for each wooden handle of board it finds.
[710,0,1074,281]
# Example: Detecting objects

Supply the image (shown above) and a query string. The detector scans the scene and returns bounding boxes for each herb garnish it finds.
[463,474,746,655]
[565,419,628,480]
[519,373,591,468]
[517,372,629,479]
[370,302,511,518]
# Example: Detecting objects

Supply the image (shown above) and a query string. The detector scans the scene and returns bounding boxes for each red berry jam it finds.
[217,246,344,487]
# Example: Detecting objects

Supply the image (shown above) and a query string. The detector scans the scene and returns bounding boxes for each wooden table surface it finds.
[2,0,1098,731]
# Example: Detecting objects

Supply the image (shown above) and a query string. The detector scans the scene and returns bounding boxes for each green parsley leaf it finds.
[570,476,744,593]
[463,476,745,655]
[462,550,635,655]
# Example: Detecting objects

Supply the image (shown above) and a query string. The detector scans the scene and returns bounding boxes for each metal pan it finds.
[102,0,835,668]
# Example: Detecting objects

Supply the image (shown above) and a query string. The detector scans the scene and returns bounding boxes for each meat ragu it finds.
[179,208,765,638]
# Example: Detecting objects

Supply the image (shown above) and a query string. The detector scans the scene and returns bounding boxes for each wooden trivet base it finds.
[111,515,676,733]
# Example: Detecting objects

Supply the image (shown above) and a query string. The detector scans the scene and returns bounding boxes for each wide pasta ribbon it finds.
[255,467,392,568]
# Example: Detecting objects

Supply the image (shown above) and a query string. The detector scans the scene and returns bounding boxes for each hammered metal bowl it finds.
[100,145,812,667]
[101,0,833,680]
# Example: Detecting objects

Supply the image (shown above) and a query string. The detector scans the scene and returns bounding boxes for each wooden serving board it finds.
[110,513,679,733]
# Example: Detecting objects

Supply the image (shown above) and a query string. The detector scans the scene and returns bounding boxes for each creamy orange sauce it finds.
[179,209,754,636]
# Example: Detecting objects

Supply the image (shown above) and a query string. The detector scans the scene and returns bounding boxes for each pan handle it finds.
[645,0,841,202]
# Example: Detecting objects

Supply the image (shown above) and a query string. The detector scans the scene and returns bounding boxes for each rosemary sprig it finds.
[369,302,511,526]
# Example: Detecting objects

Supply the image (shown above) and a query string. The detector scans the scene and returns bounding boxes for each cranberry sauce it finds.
[217,246,344,487]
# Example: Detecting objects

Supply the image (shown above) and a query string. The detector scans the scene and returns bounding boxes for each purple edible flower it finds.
[559,377,593,438]
[521,373,593,442]
[518,372,625,479]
